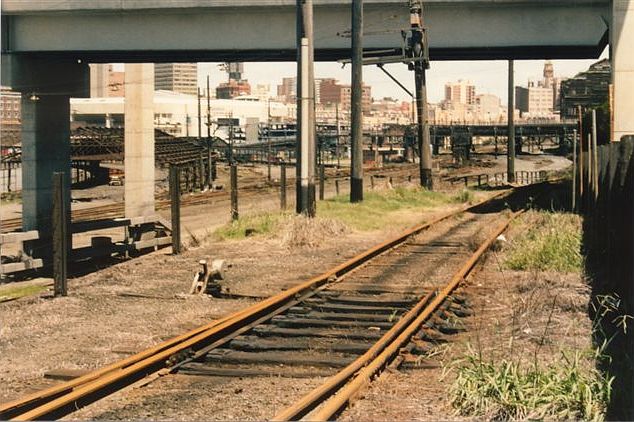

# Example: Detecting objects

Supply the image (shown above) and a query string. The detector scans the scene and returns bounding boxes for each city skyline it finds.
[196,47,608,104]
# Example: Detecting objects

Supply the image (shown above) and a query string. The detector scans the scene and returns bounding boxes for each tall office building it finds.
[154,63,198,96]
[444,80,476,105]
[542,60,564,111]
[515,82,554,118]
[277,77,297,103]
[319,78,372,112]
[543,60,555,87]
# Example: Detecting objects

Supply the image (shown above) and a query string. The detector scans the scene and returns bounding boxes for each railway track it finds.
[0,181,547,421]
[0,165,419,233]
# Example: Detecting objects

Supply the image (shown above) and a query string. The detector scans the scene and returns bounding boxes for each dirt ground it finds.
[0,190,472,405]
[0,155,580,420]
[61,203,502,421]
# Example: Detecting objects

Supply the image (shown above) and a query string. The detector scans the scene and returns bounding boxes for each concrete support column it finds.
[612,0,634,141]
[1,56,88,258]
[124,63,155,217]
[21,95,71,238]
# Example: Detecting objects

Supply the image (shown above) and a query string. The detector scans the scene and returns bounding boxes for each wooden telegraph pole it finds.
[410,0,432,189]
[350,0,364,202]
[507,60,516,183]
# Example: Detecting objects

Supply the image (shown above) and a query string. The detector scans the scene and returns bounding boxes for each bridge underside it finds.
[3,44,607,64]
[2,1,610,62]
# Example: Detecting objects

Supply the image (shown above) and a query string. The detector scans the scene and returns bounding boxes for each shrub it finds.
[448,346,612,421]
[505,211,582,272]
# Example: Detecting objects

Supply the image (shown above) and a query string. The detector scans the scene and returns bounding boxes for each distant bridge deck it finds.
[430,121,578,137]
[233,121,578,150]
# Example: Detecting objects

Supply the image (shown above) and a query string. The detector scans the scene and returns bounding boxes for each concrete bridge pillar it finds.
[21,95,72,234]
[612,0,634,141]
[124,63,155,218]
[0,55,88,256]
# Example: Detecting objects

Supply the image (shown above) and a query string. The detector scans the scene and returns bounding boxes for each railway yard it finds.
[3,0,634,419]
[0,153,613,420]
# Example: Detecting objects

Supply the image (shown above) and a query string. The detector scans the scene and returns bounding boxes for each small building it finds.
[319,78,372,113]
[216,79,251,99]
[0,86,21,147]
[70,91,291,139]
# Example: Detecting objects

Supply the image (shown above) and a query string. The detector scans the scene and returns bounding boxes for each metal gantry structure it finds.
[410,0,432,190]
[294,0,434,214]
[296,0,317,216]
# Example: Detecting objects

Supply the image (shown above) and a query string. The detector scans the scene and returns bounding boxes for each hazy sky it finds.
[198,46,608,104]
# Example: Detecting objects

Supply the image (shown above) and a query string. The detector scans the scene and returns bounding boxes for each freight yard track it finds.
[0,183,545,421]
[0,165,418,233]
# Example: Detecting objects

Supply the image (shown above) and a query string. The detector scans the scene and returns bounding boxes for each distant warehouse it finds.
[559,59,610,119]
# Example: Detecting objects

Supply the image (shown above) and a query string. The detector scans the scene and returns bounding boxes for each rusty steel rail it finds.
[0,189,509,421]
[273,208,524,421]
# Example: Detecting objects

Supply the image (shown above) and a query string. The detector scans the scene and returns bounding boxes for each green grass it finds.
[317,187,469,231]
[0,284,49,302]
[214,212,286,240]
[213,187,475,239]
[448,346,612,421]
[505,211,583,272]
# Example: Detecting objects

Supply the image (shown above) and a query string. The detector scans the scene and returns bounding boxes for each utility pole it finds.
[507,59,515,183]
[229,121,234,163]
[169,165,181,254]
[350,0,364,202]
[577,105,584,200]
[206,76,212,188]
[197,87,202,142]
[207,76,211,139]
[267,99,272,182]
[410,0,432,189]
[572,129,577,211]
[336,103,341,169]
[52,172,68,297]
[592,109,598,199]
[296,0,316,215]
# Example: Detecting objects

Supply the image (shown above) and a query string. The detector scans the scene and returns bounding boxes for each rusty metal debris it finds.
[189,259,227,296]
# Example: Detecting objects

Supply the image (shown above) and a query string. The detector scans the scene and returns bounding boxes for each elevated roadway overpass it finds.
[1,0,611,62]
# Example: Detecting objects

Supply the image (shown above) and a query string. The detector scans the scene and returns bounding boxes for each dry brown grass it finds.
[278,215,349,249]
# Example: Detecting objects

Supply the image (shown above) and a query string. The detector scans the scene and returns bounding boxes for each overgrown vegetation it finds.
[445,288,630,421]
[214,187,475,239]
[279,215,348,248]
[317,187,471,231]
[443,207,624,420]
[446,293,623,421]
[505,211,582,272]
[448,346,612,421]
[214,212,285,240]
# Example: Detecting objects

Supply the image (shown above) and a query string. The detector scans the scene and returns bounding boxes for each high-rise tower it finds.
[543,60,554,88]
[154,63,198,96]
